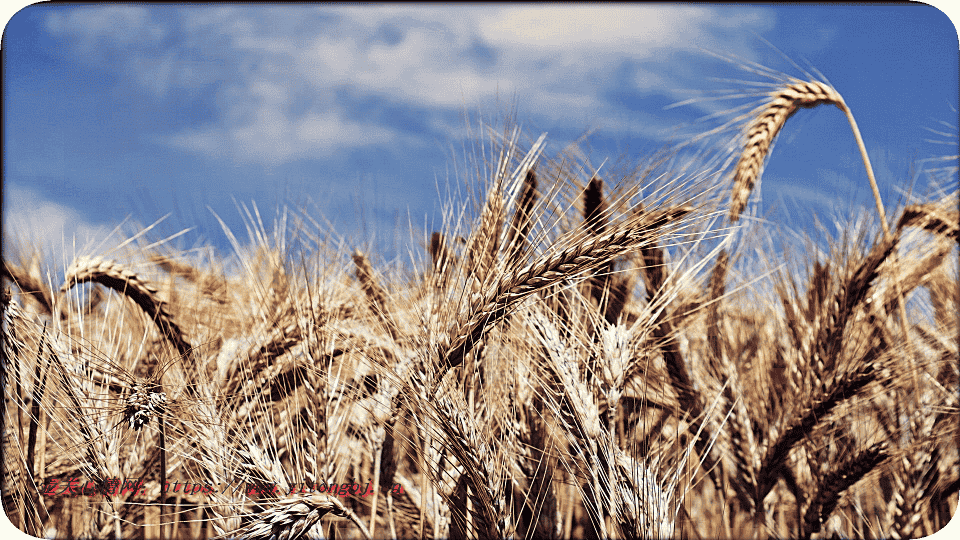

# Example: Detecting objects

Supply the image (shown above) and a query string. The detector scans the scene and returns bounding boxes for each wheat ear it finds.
[897,203,960,244]
[2,260,54,316]
[438,206,692,376]
[505,168,538,267]
[757,359,879,506]
[352,250,400,341]
[430,232,455,275]
[215,493,372,540]
[731,80,845,222]
[150,254,200,281]
[465,187,505,284]
[61,257,192,358]
[802,442,889,538]
[733,78,898,236]
[583,176,616,315]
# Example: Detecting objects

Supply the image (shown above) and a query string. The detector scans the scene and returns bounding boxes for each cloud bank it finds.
[41,5,777,165]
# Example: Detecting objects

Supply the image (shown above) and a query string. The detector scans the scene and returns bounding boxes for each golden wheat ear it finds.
[60,257,192,358]
[2,259,54,316]
[730,80,845,222]
[731,78,892,236]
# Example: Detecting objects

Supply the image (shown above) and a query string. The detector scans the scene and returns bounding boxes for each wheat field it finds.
[2,69,958,540]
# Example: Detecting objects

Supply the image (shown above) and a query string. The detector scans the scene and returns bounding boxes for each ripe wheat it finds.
[730,80,845,222]
[3,57,956,540]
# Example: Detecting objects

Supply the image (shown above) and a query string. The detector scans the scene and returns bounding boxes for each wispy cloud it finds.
[44,5,167,54]
[40,5,778,166]
[3,184,113,271]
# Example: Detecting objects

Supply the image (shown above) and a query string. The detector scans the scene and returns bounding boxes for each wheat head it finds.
[60,256,192,358]
[731,80,845,221]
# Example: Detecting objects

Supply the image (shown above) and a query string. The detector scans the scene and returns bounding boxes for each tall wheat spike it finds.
[731,77,918,395]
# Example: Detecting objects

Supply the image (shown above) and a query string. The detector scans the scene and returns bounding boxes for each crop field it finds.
[2,60,958,539]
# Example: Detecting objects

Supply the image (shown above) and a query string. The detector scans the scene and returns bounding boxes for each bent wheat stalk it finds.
[731,78,915,390]
[60,257,192,358]
[731,79,891,236]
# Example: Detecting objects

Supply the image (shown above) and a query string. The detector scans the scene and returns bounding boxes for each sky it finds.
[2,4,958,273]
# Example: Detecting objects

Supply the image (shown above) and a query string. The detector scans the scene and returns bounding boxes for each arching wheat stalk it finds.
[731,78,893,237]
[731,78,916,391]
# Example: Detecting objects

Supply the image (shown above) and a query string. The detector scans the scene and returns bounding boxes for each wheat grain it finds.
[815,237,896,375]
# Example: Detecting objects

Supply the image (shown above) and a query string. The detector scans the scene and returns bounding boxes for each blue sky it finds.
[2,4,958,270]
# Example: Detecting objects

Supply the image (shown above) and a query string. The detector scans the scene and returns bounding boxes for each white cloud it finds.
[44,5,166,56]
[475,6,714,51]
[40,5,778,165]
[3,184,113,272]
[165,74,401,164]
